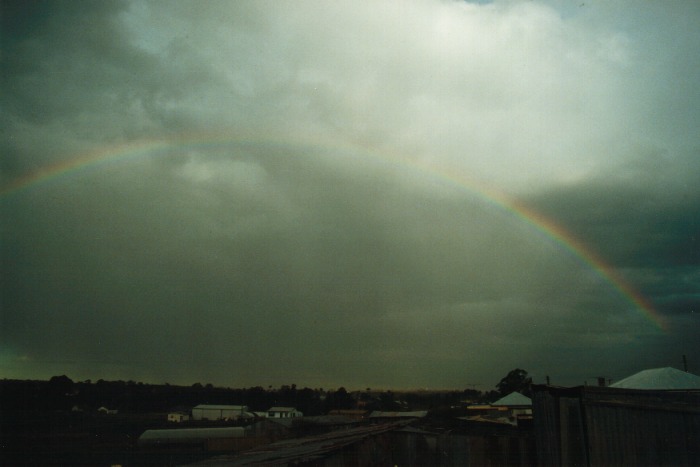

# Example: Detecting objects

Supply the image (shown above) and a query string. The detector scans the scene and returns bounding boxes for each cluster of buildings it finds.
[139,367,699,465]
[167,404,303,424]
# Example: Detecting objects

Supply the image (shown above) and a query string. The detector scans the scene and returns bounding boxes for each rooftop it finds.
[492,392,532,407]
[610,367,700,390]
[268,406,298,412]
[194,404,247,410]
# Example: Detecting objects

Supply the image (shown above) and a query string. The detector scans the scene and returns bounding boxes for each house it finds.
[168,412,190,423]
[267,406,303,418]
[491,391,532,417]
[97,406,118,414]
[191,404,249,421]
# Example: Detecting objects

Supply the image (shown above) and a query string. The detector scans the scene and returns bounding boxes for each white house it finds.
[491,391,533,416]
[191,404,249,421]
[267,407,303,418]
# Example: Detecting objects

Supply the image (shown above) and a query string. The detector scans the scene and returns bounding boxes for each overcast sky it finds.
[1,0,698,390]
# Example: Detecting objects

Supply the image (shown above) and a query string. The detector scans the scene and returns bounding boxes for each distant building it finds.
[168,412,190,423]
[97,406,118,414]
[192,404,249,421]
[267,406,303,418]
[491,391,533,417]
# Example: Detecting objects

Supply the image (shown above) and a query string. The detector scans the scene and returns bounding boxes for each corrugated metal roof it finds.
[139,427,245,443]
[368,410,428,418]
[187,421,411,465]
[610,367,700,389]
[492,391,532,406]
[458,415,516,426]
[268,406,297,412]
[194,404,247,410]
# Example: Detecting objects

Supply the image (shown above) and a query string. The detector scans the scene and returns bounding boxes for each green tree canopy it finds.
[496,368,532,397]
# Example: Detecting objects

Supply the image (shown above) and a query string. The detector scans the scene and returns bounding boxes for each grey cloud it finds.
[1,0,699,389]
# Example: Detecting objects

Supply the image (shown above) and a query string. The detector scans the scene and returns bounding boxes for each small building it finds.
[192,404,249,421]
[97,406,118,414]
[167,412,190,423]
[267,406,303,418]
[491,391,533,419]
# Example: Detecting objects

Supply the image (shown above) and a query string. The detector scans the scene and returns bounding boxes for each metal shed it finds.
[138,427,246,446]
[191,404,248,421]
[532,384,700,466]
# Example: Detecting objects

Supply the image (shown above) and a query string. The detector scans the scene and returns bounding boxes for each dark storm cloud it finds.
[525,159,700,269]
[2,0,699,388]
[524,149,700,322]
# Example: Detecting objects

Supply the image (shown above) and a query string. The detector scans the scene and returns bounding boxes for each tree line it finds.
[0,369,532,415]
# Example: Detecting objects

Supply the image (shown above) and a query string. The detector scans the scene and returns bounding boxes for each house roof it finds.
[610,367,700,389]
[268,406,298,412]
[459,415,516,426]
[193,404,247,410]
[492,392,532,407]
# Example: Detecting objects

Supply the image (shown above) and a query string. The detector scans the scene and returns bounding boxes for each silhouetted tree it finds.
[378,390,401,411]
[47,375,74,410]
[496,368,532,397]
[326,387,355,410]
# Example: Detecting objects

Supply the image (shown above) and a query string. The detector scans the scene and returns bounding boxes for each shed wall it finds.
[532,385,700,466]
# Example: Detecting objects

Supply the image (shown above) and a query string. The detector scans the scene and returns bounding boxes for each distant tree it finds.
[47,375,74,410]
[327,387,355,410]
[496,368,532,397]
[49,374,73,386]
[378,390,401,411]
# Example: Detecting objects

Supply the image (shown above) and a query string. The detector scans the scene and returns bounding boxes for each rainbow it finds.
[0,133,667,331]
